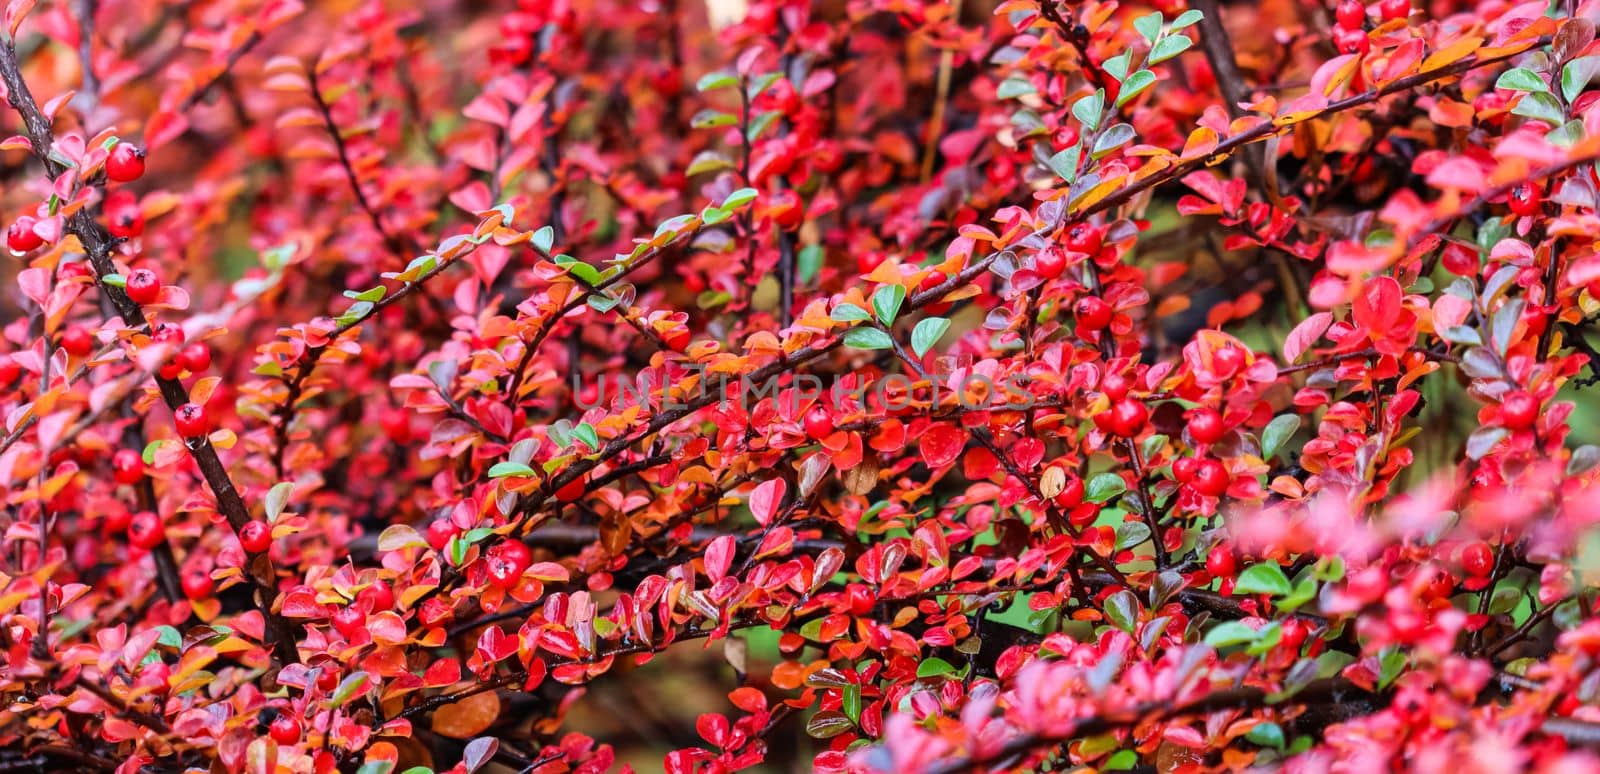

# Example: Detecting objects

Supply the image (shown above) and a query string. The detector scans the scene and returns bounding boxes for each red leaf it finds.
[705,535,735,583]
[750,478,785,526]
[920,425,965,469]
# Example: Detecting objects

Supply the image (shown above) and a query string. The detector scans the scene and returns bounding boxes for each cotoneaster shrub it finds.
[4,0,1600,771]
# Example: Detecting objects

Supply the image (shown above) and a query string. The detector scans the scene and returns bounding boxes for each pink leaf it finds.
[750,478,785,526]
[1283,312,1332,364]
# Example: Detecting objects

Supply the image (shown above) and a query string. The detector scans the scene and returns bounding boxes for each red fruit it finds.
[426,519,457,551]
[102,508,132,533]
[767,189,804,230]
[1191,458,1231,497]
[1034,248,1066,280]
[315,668,340,692]
[1280,618,1309,651]
[331,606,366,638]
[1187,408,1226,445]
[1103,398,1147,437]
[153,323,185,345]
[380,407,411,443]
[555,476,587,502]
[357,581,394,612]
[61,327,94,358]
[1508,182,1542,217]
[58,261,93,282]
[127,511,164,549]
[919,270,952,313]
[181,567,214,600]
[1335,0,1366,28]
[106,143,146,182]
[1462,542,1495,576]
[112,449,145,485]
[1500,391,1539,429]
[0,356,18,385]
[1172,457,1198,483]
[126,268,161,305]
[1075,296,1113,331]
[1052,124,1080,150]
[174,402,210,438]
[1212,346,1245,378]
[1378,0,1409,20]
[1206,544,1237,578]
[1441,242,1479,276]
[239,520,272,553]
[1101,372,1131,401]
[1334,27,1369,55]
[485,540,533,589]
[804,406,835,440]
[1064,223,1102,254]
[177,342,211,373]
[1053,473,1084,508]
[846,584,875,616]
[269,716,302,745]
[857,251,887,275]
[104,190,145,239]
[6,216,42,253]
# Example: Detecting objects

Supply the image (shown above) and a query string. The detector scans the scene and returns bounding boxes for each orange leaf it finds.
[431,687,500,739]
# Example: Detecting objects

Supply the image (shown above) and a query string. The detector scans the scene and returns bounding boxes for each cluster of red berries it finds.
[1331,0,1409,55]
[6,143,144,253]
[1092,373,1147,437]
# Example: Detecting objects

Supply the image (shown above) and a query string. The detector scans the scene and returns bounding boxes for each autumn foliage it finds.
[11,0,1600,771]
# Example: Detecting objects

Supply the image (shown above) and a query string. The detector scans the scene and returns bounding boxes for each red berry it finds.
[61,327,94,358]
[1206,544,1237,577]
[1280,618,1310,651]
[315,668,340,692]
[1173,457,1198,483]
[177,342,211,373]
[6,216,42,253]
[804,406,835,440]
[1075,296,1113,331]
[126,268,161,305]
[1191,458,1231,497]
[1052,124,1080,150]
[239,520,272,553]
[357,581,394,612]
[1508,182,1542,217]
[174,402,210,438]
[426,519,457,551]
[1101,372,1131,401]
[0,356,19,385]
[1462,542,1495,576]
[105,191,144,238]
[268,716,302,745]
[331,606,366,638]
[1034,248,1066,280]
[380,407,411,443]
[1065,223,1103,254]
[555,476,587,502]
[181,567,214,600]
[1334,27,1369,55]
[919,270,952,313]
[112,449,145,485]
[1101,398,1148,437]
[485,540,533,589]
[856,251,887,275]
[106,143,146,182]
[1212,346,1246,378]
[1500,391,1539,429]
[153,323,185,346]
[1378,0,1409,20]
[1441,242,1479,276]
[1335,0,1366,28]
[1187,408,1226,445]
[127,510,164,549]
[1053,472,1084,508]
[102,508,132,533]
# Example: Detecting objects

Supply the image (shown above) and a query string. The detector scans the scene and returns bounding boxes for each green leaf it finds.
[1116,521,1151,551]
[1072,90,1105,131]
[700,205,733,225]
[1203,620,1259,647]
[331,671,371,707]
[1278,578,1318,611]
[686,150,734,176]
[1171,9,1204,29]
[1116,70,1157,107]
[356,762,395,774]
[842,684,861,723]
[911,317,950,357]
[141,440,165,465]
[997,75,1037,99]
[872,284,906,325]
[488,461,537,479]
[747,110,780,141]
[1102,51,1132,82]
[1563,56,1600,102]
[154,625,182,648]
[1085,472,1126,502]
[342,286,387,302]
[531,225,555,255]
[265,481,294,522]
[1261,414,1301,460]
[843,327,894,351]
[1149,34,1192,64]
[829,303,871,322]
[696,70,737,92]
[1047,146,1081,182]
[797,244,824,285]
[1247,722,1286,749]
[1092,124,1136,158]
[1134,12,1163,42]
[1496,67,1549,93]
[572,422,599,451]
[746,72,781,98]
[1511,91,1564,126]
[102,273,126,288]
[916,657,958,678]
[587,294,620,313]
[690,109,738,129]
[723,187,759,209]
[1235,562,1293,596]
[1378,646,1408,689]
[1104,590,1140,632]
